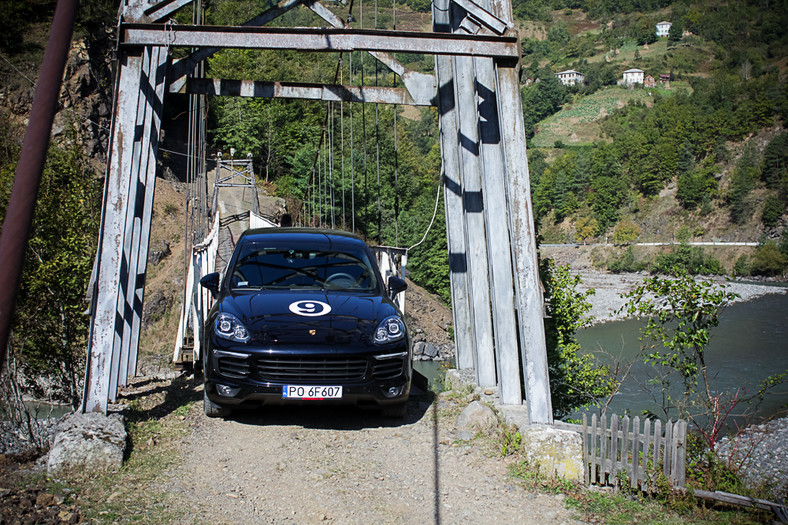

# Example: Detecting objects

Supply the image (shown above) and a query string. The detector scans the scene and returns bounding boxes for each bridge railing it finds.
[173,213,220,367]
[371,245,407,314]
[173,211,277,367]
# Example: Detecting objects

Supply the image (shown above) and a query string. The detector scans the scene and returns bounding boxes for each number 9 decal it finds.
[289,300,332,317]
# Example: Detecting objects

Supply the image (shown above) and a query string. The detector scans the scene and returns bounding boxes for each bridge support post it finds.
[82,46,168,413]
[434,0,553,421]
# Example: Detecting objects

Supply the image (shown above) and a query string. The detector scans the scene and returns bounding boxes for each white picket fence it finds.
[558,413,687,491]
[583,413,687,490]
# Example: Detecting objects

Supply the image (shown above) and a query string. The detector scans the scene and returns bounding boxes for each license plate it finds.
[283,385,343,400]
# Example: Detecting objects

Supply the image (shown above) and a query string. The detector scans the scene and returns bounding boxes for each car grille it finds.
[372,359,405,380]
[254,356,369,383]
[216,352,252,379]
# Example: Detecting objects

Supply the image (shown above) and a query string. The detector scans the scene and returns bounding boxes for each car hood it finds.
[215,289,400,346]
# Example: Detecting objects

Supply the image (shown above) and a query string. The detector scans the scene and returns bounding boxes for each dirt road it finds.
[163,390,582,524]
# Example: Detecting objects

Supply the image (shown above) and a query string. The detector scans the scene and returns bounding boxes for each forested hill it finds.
[1,0,787,312]
[514,0,788,279]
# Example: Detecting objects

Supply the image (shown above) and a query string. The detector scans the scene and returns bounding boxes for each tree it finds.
[612,220,641,244]
[729,141,759,224]
[750,241,788,276]
[1,129,101,409]
[540,260,616,419]
[668,18,683,45]
[574,216,597,244]
[619,274,786,450]
[521,71,568,138]
[762,132,788,189]
[761,194,784,228]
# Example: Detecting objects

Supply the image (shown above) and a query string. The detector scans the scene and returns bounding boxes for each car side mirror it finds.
[200,272,220,296]
[387,276,407,298]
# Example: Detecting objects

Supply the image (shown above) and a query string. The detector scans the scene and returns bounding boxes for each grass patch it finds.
[531,87,654,148]
[64,377,202,524]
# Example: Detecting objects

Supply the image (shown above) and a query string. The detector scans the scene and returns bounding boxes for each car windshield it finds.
[228,242,378,292]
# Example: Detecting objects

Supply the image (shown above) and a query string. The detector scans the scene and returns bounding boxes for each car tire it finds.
[203,387,231,418]
[381,402,407,419]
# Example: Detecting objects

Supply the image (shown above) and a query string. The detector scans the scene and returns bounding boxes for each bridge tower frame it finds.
[83,0,553,424]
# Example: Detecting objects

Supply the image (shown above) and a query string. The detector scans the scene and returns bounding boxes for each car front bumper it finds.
[203,344,412,409]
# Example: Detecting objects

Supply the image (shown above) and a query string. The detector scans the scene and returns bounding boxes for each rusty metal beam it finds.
[121,24,520,58]
[145,0,195,22]
[453,0,508,35]
[0,0,78,370]
[183,78,430,106]
[167,0,437,105]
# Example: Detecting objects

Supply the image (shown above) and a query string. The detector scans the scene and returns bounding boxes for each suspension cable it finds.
[408,164,444,252]
[329,101,335,229]
[349,53,355,234]
[340,60,346,231]
[374,0,381,244]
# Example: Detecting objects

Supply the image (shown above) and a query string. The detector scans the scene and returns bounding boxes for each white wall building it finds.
[622,68,645,85]
[555,69,585,86]
[656,21,672,37]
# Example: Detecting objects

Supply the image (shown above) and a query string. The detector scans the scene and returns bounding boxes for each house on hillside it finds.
[555,69,585,86]
[621,68,644,86]
[656,21,672,37]
[644,75,656,88]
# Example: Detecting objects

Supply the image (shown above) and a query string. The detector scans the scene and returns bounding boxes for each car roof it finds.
[237,227,368,247]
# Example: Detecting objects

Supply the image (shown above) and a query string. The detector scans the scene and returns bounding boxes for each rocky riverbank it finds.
[573,270,788,324]
[715,416,788,501]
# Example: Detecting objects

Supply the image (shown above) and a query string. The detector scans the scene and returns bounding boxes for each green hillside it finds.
[518,0,788,277]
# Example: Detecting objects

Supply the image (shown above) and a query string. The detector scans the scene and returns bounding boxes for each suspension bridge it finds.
[1,0,554,425]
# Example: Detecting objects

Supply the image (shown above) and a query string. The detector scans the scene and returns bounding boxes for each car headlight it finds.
[215,313,250,343]
[374,316,405,344]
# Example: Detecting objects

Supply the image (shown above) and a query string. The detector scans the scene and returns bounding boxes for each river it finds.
[575,292,788,428]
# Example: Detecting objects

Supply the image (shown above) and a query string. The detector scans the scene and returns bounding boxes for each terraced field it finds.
[530,83,688,148]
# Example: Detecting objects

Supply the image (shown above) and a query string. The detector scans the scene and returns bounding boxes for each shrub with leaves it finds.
[0,127,101,408]
[621,273,785,452]
[541,259,616,419]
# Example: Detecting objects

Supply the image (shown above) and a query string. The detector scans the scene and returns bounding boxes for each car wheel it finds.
[203,387,231,418]
[381,402,407,419]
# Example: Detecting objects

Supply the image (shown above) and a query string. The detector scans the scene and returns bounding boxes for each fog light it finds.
[216,384,241,397]
[384,385,404,398]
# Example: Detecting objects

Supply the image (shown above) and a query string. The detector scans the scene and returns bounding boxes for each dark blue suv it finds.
[199,228,411,418]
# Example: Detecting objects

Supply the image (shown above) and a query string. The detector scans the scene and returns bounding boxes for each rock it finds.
[456,401,498,434]
[517,425,583,481]
[148,240,170,266]
[47,412,127,479]
[455,430,475,441]
[142,290,172,328]
[413,341,425,356]
[423,343,439,359]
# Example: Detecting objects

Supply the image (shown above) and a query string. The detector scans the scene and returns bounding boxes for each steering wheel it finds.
[325,272,357,287]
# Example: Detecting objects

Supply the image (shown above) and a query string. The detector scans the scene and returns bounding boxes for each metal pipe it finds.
[0,0,79,369]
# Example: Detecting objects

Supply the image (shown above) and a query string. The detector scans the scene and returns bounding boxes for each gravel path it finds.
[163,395,582,524]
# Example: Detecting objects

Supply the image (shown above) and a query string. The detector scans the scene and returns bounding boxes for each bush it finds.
[733,255,750,277]
[750,241,788,276]
[612,220,641,244]
[540,260,616,419]
[651,245,723,276]
[607,246,646,273]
